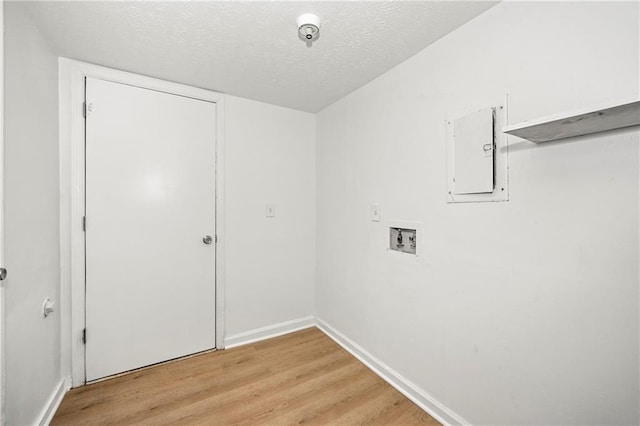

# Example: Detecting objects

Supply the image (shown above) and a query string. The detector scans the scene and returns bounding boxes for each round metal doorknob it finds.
[0,268,6,281]
[203,235,213,245]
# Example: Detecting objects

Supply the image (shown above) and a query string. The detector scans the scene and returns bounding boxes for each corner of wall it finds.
[36,378,70,426]
[314,318,469,426]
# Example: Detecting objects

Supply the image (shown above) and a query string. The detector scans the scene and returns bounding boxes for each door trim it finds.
[59,58,226,387]
[0,0,5,421]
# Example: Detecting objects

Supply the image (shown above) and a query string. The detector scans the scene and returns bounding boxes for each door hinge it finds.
[82,328,86,344]
[83,101,86,118]
[82,216,86,232]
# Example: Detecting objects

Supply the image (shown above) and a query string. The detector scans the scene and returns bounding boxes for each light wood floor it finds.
[52,327,439,425]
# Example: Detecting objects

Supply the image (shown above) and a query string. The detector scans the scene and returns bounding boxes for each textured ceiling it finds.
[20,1,497,112]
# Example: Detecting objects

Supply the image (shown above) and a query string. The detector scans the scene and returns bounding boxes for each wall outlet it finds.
[371,203,381,222]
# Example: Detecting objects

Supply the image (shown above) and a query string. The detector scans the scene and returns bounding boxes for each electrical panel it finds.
[446,103,509,203]
[453,107,495,194]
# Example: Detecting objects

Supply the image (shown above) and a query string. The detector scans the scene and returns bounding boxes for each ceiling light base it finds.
[297,14,321,42]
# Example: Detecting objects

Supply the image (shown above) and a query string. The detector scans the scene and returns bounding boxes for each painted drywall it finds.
[20,1,497,113]
[224,96,316,338]
[316,2,639,425]
[4,3,61,425]
[57,64,317,380]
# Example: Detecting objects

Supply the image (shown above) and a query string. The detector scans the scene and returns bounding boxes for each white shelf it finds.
[502,98,640,143]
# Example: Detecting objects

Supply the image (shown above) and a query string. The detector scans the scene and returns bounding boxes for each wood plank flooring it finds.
[52,327,439,425]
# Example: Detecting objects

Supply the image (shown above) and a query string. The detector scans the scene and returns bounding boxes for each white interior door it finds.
[85,78,216,381]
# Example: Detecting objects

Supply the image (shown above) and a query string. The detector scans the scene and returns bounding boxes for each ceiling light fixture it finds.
[297,14,321,43]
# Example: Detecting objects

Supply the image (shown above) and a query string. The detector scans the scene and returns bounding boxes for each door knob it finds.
[0,268,6,281]
[203,235,213,245]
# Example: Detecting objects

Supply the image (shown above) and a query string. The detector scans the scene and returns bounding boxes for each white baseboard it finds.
[44,318,463,425]
[224,316,315,349]
[37,377,71,426]
[316,318,470,426]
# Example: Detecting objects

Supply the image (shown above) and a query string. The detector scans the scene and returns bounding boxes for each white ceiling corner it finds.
[19,1,498,113]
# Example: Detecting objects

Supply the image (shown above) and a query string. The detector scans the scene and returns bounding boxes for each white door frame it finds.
[59,58,226,387]
[0,0,6,421]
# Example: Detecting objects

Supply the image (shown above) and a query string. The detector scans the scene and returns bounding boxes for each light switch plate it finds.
[266,204,275,218]
[371,203,381,222]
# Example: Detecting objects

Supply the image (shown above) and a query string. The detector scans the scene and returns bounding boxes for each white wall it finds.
[316,2,639,425]
[4,3,61,425]
[224,95,316,338]
[3,0,637,424]
[3,4,318,413]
